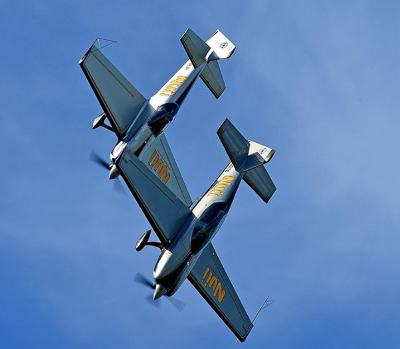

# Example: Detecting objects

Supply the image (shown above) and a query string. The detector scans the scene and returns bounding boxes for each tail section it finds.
[180,29,236,99]
[217,118,250,170]
[200,61,225,99]
[243,166,276,203]
[205,29,236,60]
[180,29,210,68]
[217,119,276,203]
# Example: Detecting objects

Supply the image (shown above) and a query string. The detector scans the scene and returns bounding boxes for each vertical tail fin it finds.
[205,29,236,60]
[180,29,236,99]
[217,119,277,203]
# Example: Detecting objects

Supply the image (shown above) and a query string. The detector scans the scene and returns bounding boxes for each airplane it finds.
[79,29,276,342]
[130,118,276,342]
[79,28,236,206]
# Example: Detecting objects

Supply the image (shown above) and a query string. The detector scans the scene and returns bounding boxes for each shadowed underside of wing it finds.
[79,43,147,136]
[137,133,192,207]
[188,243,253,342]
[117,149,192,245]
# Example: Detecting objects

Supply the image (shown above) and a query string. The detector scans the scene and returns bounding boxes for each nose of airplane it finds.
[153,283,167,300]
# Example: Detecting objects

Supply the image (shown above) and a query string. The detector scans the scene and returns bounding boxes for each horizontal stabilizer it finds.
[200,61,226,99]
[79,43,146,136]
[217,119,249,170]
[243,166,276,203]
[180,29,210,68]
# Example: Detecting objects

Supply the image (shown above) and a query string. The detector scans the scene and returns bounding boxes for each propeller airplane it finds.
[80,28,276,342]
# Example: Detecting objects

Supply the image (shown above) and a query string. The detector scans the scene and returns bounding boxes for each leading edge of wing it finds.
[188,243,253,342]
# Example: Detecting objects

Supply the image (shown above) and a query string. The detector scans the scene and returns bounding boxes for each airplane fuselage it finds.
[110,60,206,165]
[152,162,242,299]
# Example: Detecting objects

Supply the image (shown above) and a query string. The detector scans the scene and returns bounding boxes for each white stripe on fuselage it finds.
[153,163,242,294]
[112,61,207,161]
[149,60,206,110]
[192,163,241,218]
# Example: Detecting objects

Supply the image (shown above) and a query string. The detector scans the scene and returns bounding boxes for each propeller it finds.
[166,295,185,311]
[89,151,127,196]
[134,273,160,309]
[134,273,185,311]
[144,294,161,309]
[89,151,110,170]
[134,272,155,290]
[113,178,127,196]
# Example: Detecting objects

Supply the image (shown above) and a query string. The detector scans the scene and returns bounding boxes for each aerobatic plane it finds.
[79,29,276,342]
[79,28,236,205]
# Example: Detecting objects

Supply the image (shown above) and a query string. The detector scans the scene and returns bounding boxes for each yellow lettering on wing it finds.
[159,75,188,97]
[147,150,171,184]
[202,267,226,303]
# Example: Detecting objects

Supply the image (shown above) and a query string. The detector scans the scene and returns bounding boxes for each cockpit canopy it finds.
[147,103,179,136]
[191,202,230,254]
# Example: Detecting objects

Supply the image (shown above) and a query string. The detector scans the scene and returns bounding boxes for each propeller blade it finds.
[89,152,127,196]
[135,273,185,311]
[89,151,110,170]
[166,296,185,311]
[144,294,161,309]
[134,273,155,290]
[113,178,128,196]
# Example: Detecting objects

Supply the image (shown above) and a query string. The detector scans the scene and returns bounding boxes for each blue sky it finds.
[1,1,400,348]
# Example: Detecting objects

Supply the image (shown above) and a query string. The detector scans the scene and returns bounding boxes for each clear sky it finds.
[1,1,400,348]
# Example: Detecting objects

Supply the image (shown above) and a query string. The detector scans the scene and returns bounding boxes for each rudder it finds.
[180,29,236,99]
[205,29,236,60]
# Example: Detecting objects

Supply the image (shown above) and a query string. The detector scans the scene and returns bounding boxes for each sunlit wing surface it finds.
[137,134,192,207]
[79,44,146,136]
[117,150,192,244]
[188,243,253,342]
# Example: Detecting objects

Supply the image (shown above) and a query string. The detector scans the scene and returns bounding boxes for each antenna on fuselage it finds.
[234,296,275,345]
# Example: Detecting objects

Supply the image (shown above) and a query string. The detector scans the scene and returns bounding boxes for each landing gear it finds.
[135,230,163,251]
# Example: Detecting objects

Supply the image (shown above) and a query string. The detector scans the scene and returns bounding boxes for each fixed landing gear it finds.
[135,230,163,251]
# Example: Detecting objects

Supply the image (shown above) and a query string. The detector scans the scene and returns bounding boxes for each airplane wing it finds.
[137,133,192,207]
[188,243,253,342]
[117,149,192,245]
[79,42,147,137]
